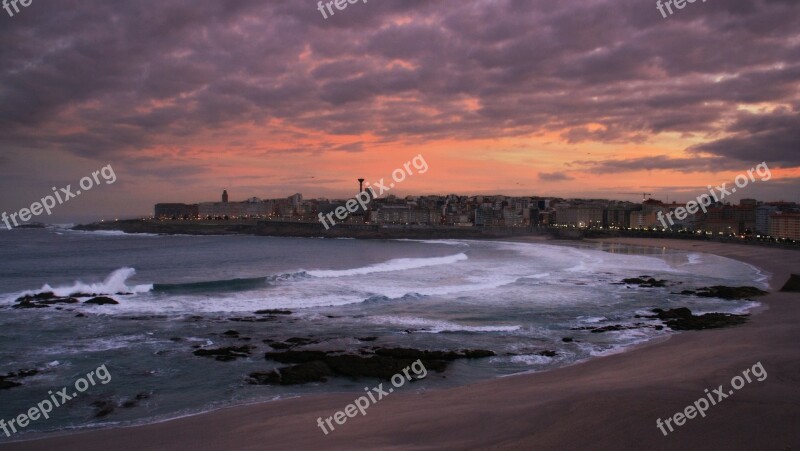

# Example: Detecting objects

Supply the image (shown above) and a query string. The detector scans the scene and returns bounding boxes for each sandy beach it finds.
[2,238,798,450]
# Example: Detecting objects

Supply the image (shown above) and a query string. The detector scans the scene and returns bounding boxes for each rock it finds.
[0,369,38,389]
[652,308,748,330]
[358,336,378,342]
[229,317,272,322]
[285,337,318,345]
[75,313,87,318]
[590,325,627,333]
[249,361,333,385]
[781,274,800,292]
[264,350,327,364]
[84,296,119,305]
[687,286,768,300]
[91,400,115,418]
[622,277,667,288]
[222,330,240,337]
[12,301,49,309]
[257,347,496,385]
[0,380,22,390]
[254,309,292,315]
[248,370,282,385]
[562,337,574,343]
[538,350,557,357]
[651,307,693,320]
[324,354,439,380]
[462,349,495,358]
[193,346,254,361]
[572,324,643,333]
[267,342,293,350]
[121,392,150,408]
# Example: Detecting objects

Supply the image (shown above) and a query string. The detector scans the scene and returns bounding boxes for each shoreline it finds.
[2,238,798,450]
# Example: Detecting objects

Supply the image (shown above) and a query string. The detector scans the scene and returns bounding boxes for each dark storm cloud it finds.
[573,155,740,174]
[0,0,798,171]
[688,108,800,166]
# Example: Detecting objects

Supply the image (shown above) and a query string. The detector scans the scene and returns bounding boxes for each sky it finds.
[1,0,798,222]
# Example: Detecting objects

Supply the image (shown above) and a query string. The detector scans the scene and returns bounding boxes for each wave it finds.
[153,272,310,294]
[363,292,426,304]
[370,315,521,333]
[62,229,161,237]
[18,267,153,298]
[306,253,468,278]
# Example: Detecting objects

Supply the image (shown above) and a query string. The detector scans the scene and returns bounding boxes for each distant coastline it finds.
[71,219,800,249]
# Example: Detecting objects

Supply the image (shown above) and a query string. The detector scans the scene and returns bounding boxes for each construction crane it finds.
[618,192,653,202]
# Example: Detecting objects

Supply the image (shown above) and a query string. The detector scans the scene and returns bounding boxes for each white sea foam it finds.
[21,267,153,298]
[369,315,521,333]
[509,354,553,365]
[306,253,468,278]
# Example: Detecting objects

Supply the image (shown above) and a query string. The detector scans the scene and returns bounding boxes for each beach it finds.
[2,238,798,450]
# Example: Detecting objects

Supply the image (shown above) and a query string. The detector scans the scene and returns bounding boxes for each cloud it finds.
[0,0,798,212]
[538,171,574,181]
[572,155,742,174]
[0,0,797,161]
[687,108,800,166]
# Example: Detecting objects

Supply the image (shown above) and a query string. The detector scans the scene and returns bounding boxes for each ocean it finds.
[0,228,768,438]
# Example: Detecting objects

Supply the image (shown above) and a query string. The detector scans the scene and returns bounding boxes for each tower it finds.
[358,178,365,192]
[222,189,228,203]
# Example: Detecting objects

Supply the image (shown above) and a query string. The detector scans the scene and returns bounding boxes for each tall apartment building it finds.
[769,213,800,240]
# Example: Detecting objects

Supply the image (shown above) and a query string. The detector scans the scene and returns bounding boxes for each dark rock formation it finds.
[84,296,119,305]
[91,400,116,418]
[13,293,80,308]
[0,369,39,390]
[255,347,496,385]
[254,309,292,315]
[622,277,667,288]
[681,286,768,300]
[264,350,327,364]
[781,274,800,292]
[651,308,748,330]
[193,345,254,361]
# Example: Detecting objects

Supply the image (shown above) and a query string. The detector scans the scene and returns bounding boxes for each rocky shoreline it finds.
[1,278,769,420]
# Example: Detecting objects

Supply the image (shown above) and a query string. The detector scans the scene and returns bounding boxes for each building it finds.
[377,205,437,225]
[701,205,756,235]
[604,205,632,228]
[555,205,604,227]
[755,205,778,235]
[154,203,199,219]
[769,213,800,240]
[197,190,272,218]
